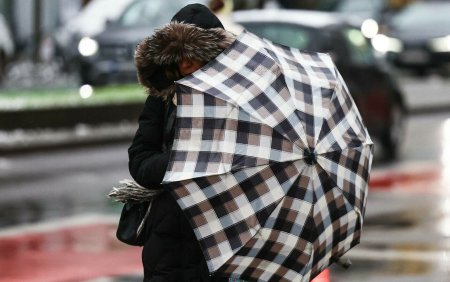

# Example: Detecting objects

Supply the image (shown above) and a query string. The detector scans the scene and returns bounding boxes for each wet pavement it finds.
[329,163,450,282]
[327,112,450,281]
[0,216,141,282]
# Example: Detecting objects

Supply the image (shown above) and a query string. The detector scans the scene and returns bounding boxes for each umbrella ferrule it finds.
[304,149,317,165]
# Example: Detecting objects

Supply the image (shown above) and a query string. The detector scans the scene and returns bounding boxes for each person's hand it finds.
[172,94,177,106]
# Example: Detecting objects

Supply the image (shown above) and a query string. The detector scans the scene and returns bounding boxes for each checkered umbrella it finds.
[162,31,373,281]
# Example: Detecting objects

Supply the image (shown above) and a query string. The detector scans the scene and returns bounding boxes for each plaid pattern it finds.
[163,31,373,281]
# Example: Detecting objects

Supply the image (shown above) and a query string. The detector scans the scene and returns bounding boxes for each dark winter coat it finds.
[128,16,235,282]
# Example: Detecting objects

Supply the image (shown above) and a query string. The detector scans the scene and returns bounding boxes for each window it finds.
[117,0,195,27]
[391,2,450,29]
[242,23,313,50]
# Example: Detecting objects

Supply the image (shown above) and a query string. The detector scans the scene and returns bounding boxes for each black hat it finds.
[171,3,224,29]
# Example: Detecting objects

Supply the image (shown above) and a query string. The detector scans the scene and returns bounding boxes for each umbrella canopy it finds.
[162,31,373,281]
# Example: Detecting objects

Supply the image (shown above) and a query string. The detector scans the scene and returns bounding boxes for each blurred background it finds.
[0,0,449,281]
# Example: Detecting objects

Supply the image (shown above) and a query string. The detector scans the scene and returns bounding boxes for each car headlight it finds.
[78,37,99,57]
[371,34,403,53]
[361,18,379,39]
[429,35,450,52]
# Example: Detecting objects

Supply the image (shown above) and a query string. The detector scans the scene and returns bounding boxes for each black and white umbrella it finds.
[162,31,373,281]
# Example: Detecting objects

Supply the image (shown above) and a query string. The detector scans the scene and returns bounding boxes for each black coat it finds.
[128,95,210,282]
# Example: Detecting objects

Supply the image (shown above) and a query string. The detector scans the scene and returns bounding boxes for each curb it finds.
[0,103,143,155]
[0,102,144,130]
[0,122,137,155]
[407,104,450,116]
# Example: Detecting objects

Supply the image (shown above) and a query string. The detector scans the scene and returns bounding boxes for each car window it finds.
[337,0,384,14]
[391,3,450,28]
[116,0,189,27]
[240,23,313,50]
[336,0,387,21]
[64,0,134,36]
[76,0,133,23]
[341,27,375,65]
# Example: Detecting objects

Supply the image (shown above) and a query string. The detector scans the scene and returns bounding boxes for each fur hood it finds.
[134,22,236,99]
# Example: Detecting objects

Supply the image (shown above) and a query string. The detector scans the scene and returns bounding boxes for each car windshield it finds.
[391,2,450,29]
[240,23,313,50]
[75,0,133,23]
[115,0,192,27]
[64,0,134,36]
[337,0,384,14]
[341,27,375,65]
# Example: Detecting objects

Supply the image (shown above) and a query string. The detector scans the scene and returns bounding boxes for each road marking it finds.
[369,163,442,191]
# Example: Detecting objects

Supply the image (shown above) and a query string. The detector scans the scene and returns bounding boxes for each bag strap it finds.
[136,199,154,237]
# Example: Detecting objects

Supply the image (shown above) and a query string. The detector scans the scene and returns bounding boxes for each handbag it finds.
[108,179,162,246]
[116,200,151,246]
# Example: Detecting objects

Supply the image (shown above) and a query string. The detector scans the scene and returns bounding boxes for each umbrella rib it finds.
[315,144,372,211]
[317,141,373,156]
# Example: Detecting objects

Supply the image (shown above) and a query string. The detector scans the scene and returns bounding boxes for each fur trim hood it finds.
[135,22,236,98]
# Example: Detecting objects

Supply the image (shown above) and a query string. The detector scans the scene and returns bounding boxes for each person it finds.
[128,4,235,282]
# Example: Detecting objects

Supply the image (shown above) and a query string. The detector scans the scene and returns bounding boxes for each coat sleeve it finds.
[128,95,170,188]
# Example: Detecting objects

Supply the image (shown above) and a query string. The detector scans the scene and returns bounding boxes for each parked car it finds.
[233,9,405,160]
[374,1,450,75]
[0,13,14,81]
[53,0,134,72]
[77,0,207,86]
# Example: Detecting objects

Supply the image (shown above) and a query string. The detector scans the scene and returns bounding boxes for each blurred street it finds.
[0,73,449,281]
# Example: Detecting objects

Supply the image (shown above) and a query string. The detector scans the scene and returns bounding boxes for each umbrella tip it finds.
[304,149,317,165]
